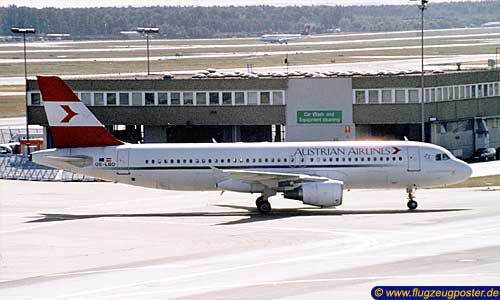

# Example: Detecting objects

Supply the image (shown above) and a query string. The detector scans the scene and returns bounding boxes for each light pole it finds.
[136,27,159,75]
[411,0,428,142]
[11,27,36,149]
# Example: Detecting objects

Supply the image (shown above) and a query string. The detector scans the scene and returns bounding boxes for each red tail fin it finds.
[37,76,124,148]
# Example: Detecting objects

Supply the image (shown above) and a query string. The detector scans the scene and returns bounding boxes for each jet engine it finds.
[283,180,343,207]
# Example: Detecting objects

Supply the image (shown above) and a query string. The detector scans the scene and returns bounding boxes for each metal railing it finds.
[0,155,96,182]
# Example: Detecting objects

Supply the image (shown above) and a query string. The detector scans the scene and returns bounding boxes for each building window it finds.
[355,90,366,104]
[408,89,419,103]
[395,89,406,103]
[145,93,155,106]
[494,83,499,96]
[458,86,464,99]
[471,85,476,98]
[381,90,392,103]
[79,92,90,105]
[183,92,194,105]
[272,91,284,105]
[132,93,142,106]
[107,93,117,106]
[447,87,453,100]
[158,93,168,105]
[196,92,207,105]
[222,92,232,105]
[119,93,129,106]
[368,90,379,104]
[94,93,104,106]
[425,89,431,102]
[235,92,245,105]
[465,86,471,99]
[436,88,442,101]
[477,85,482,97]
[170,92,181,105]
[260,92,270,105]
[247,92,258,105]
[209,92,220,105]
[430,88,436,102]
[443,88,448,101]
[484,84,488,97]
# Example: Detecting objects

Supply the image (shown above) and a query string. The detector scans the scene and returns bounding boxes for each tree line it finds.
[0,1,498,39]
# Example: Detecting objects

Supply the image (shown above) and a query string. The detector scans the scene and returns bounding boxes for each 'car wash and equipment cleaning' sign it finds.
[297,110,342,124]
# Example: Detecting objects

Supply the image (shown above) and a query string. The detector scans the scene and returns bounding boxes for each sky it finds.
[0,0,488,8]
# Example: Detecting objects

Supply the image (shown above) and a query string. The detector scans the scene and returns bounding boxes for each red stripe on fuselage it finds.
[50,126,124,148]
[37,76,79,102]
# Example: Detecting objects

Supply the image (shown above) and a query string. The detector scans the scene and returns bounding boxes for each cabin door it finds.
[407,147,421,172]
[116,149,130,175]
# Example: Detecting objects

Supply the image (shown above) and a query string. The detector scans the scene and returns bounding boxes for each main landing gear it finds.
[406,187,418,210]
[256,196,272,214]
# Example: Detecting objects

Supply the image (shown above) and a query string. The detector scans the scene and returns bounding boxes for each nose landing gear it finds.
[406,187,418,210]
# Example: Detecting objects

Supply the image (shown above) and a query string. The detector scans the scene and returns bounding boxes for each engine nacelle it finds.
[283,180,343,207]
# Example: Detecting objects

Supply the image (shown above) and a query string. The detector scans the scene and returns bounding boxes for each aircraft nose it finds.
[459,162,473,180]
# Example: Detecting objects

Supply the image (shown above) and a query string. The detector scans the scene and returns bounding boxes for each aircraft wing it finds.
[220,169,329,188]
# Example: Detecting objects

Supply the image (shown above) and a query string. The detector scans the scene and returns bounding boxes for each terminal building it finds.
[27,69,500,160]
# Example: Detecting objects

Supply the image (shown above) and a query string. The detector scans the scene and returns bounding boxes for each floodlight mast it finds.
[410,0,428,142]
[136,27,160,75]
[11,27,36,149]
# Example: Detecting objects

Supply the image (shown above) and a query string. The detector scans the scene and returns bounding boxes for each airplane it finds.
[260,34,302,44]
[31,76,473,214]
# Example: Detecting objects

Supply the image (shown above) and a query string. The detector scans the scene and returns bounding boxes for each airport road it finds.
[0,181,499,299]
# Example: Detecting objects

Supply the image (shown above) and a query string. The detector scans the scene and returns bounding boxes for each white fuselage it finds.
[32,141,472,192]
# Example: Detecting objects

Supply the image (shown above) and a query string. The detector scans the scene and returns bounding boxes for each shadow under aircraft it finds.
[27,206,469,226]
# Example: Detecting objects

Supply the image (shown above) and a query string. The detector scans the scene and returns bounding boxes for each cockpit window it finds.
[436,153,450,161]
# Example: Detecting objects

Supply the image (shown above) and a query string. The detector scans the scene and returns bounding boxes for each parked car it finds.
[473,148,496,162]
[496,147,500,160]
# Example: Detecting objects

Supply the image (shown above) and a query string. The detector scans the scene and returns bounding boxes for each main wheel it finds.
[407,200,418,210]
[255,196,264,207]
[257,200,272,214]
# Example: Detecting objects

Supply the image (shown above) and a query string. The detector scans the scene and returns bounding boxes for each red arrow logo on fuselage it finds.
[392,147,401,155]
[60,105,78,123]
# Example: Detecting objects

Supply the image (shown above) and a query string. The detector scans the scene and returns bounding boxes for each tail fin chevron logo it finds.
[60,105,78,123]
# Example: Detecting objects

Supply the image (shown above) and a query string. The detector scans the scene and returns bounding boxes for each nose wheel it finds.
[406,187,418,210]
[256,195,272,214]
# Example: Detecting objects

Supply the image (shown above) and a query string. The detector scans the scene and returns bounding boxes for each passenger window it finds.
[443,154,450,160]
[252,158,256,163]
[246,158,250,163]
[239,158,243,163]
[271,158,275,163]
[158,160,161,164]
[323,157,327,162]
[214,159,218,163]
[171,159,174,163]
[189,159,193,163]
[361,157,364,162]
[386,157,389,161]
[183,159,187,163]
[392,157,396,161]
[265,158,268,162]
[208,159,212,163]
[259,158,262,163]
[164,159,168,164]
[145,160,149,164]
[336,158,339,162]
[196,159,200,163]
[348,157,352,162]
[435,154,442,161]
[284,158,287,163]
[152,160,155,164]
[202,159,206,163]
[310,158,314,162]
[277,158,281,163]
[367,157,371,161]
[399,157,403,161]
[374,157,377,161]
[342,157,346,162]
[329,157,333,162]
